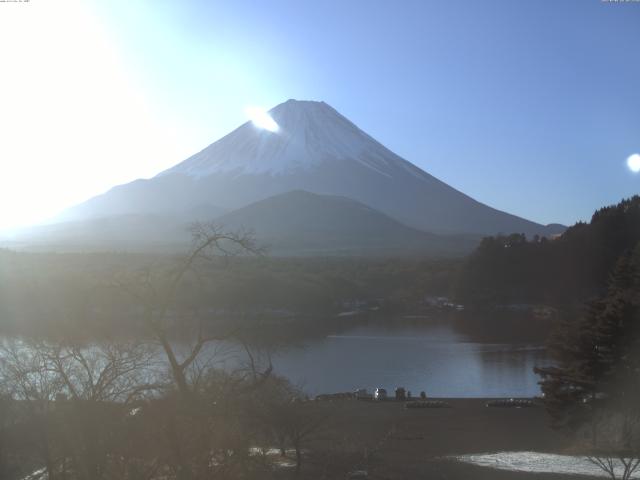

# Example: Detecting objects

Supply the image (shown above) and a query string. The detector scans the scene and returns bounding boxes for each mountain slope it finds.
[6,191,479,256]
[215,190,479,256]
[61,99,562,237]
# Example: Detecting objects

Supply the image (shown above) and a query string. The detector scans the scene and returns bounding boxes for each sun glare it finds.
[245,106,279,132]
[0,1,186,233]
[627,153,640,174]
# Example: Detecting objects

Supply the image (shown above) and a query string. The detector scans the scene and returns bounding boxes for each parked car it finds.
[374,388,387,400]
[354,388,373,400]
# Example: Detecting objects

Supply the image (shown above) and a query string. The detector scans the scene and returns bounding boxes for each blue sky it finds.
[1,0,638,228]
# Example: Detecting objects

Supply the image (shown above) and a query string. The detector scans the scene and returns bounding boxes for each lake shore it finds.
[297,398,590,480]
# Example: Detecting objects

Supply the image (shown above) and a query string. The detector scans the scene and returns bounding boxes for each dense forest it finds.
[0,248,459,337]
[455,196,640,306]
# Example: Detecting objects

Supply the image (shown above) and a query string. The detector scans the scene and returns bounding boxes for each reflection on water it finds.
[0,318,549,398]
[265,323,550,397]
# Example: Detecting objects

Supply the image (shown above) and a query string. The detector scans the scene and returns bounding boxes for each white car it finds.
[374,388,387,400]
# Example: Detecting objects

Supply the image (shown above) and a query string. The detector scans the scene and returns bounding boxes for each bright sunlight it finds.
[245,106,280,132]
[0,1,182,231]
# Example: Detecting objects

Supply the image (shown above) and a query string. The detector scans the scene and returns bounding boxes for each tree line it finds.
[455,196,640,306]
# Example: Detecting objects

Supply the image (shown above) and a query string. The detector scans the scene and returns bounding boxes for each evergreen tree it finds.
[456,195,640,305]
[535,244,640,447]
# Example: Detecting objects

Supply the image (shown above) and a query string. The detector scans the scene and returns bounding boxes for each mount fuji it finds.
[25,99,563,254]
[63,100,560,236]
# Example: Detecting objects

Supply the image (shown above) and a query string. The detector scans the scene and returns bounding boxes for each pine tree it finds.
[535,300,604,439]
[594,252,640,414]
[535,245,640,447]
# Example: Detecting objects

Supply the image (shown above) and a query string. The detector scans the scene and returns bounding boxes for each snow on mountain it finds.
[160,99,424,179]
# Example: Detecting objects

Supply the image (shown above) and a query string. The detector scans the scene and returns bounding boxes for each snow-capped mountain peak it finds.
[159,99,423,178]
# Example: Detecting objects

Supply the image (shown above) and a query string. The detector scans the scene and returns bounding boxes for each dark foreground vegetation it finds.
[536,247,640,480]
[0,336,331,480]
[0,360,577,480]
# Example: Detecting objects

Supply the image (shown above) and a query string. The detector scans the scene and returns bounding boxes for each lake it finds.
[263,321,550,398]
[1,317,549,399]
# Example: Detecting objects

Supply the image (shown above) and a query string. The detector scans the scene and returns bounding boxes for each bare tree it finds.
[0,223,272,480]
[41,341,160,403]
[0,383,20,479]
[114,222,264,397]
[586,409,640,480]
[285,400,327,475]
[0,339,159,480]
[0,339,65,479]
[588,457,640,480]
[111,223,272,480]
[252,377,326,475]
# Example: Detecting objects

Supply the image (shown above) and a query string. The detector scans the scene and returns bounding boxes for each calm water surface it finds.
[1,318,549,398]
[265,322,549,398]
